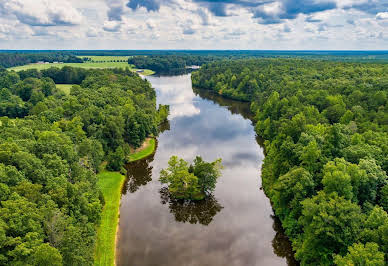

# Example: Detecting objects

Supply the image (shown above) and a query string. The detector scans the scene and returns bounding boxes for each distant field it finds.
[80,56,131,62]
[56,84,74,95]
[9,61,131,71]
[8,56,154,75]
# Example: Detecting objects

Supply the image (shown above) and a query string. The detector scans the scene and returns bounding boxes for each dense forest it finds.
[128,55,218,73]
[192,59,388,265]
[0,66,167,265]
[65,50,388,62]
[0,53,83,68]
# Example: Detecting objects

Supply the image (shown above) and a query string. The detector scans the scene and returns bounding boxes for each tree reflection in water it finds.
[271,215,299,266]
[123,154,155,194]
[159,187,223,226]
[192,87,253,120]
[158,120,170,134]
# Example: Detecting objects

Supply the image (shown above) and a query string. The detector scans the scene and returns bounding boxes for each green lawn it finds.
[95,171,125,266]
[56,84,74,95]
[129,138,156,162]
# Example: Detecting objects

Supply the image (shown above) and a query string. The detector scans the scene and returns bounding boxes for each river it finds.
[117,74,297,266]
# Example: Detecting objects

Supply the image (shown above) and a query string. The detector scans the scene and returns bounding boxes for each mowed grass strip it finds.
[56,84,74,95]
[95,171,125,266]
[129,138,156,162]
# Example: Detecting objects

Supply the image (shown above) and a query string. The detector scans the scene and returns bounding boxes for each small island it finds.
[160,156,223,200]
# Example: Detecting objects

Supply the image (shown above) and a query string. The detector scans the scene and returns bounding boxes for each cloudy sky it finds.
[0,0,387,49]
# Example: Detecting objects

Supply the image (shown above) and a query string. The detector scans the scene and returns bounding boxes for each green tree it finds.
[334,242,385,266]
[29,243,63,266]
[106,147,125,171]
[189,156,222,195]
[296,192,362,265]
[160,156,201,200]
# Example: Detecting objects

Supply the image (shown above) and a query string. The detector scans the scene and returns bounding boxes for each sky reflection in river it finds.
[117,74,296,266]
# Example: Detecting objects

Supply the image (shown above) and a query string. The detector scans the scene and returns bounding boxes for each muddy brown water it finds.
[117,74,297,266]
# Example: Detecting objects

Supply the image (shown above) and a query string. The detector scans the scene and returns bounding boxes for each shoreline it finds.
[95,137,157,266]
[94,171,125,266]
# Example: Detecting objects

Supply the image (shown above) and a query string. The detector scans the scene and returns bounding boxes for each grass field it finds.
[95,171,125,266]
[8,56,154,75]
[81,56,131,62]
[9,61,131,71]
[56,84,74,95]
[129,138,156,162]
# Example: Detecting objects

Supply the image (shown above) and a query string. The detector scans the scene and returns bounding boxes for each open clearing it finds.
[56,84,74,95]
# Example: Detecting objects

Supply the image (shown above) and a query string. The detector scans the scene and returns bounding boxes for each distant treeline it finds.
[62,49,388,61]
[0,53,83,68]
[192,59,388,265]
[1,50,388,70]
[128,55,218,73]
[0,66,168,265]
[126,51,388,73]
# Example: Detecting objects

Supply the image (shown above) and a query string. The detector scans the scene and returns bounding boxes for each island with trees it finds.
[160,156,223,200]
[192,59,388,265]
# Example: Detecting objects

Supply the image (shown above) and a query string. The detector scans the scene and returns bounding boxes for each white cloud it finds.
[103,20,121,32]
[376,12,388,20]
[2,0,82,26]
[0,0,386,49]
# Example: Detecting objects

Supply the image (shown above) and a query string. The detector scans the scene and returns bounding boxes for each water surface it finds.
[117,74,296,266]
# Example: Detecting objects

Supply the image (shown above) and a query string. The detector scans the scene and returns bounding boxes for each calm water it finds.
[117,74,297,266]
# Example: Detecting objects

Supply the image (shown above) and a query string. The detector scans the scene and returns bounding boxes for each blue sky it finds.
[0,0,387,49]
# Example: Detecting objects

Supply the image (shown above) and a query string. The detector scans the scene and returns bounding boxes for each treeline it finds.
[0,66,167,265]
[128,55,217,73]
[0,53,83,68]
[192,59,388,265]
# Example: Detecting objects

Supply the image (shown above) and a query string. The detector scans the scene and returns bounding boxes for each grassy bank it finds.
[129,138,156,162]
[95,171,125,266]
[94,138,156,265]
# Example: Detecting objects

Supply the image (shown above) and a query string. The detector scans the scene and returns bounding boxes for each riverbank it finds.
[128,138,156,162]
[95,171,125,266]
[94,138,157,265]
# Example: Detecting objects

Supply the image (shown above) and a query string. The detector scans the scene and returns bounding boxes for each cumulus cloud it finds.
[86,27,100,37]
[103,20,122,32]
[126,0,166,12]
[376,12,388,20]
[283,24,292,32]
[343,0,388,15]
[252,0,337,24]
[107,0,125,21]
[305,15,322,22]
[0,0,387,49]
[125,0,338,24]
[1,0,82,26]
[183,26,196,35]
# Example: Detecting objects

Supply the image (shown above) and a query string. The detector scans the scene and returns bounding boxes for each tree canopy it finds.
[160,156,222,200]
[192,58,388,265]
[0,66,167,265]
